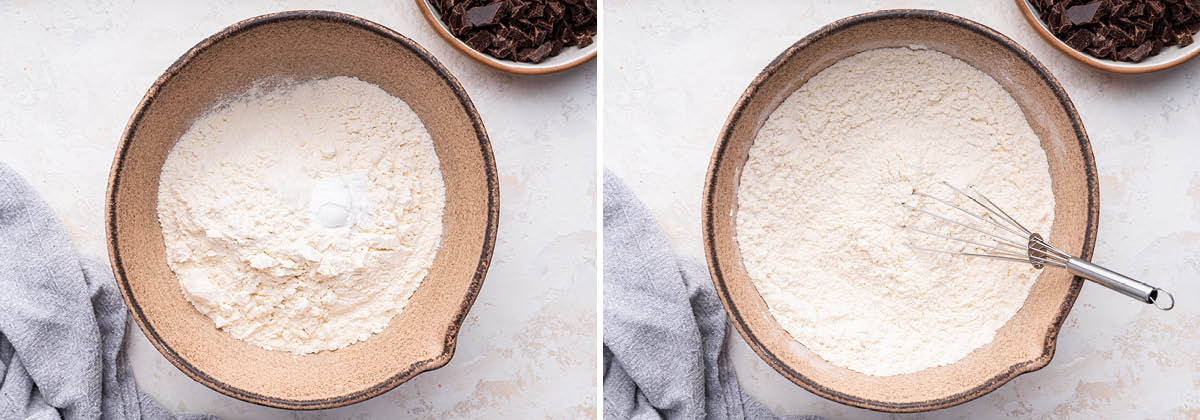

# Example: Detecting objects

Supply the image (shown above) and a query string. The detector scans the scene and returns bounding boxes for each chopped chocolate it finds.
[547,1,565,18]
[1188,0,1200,15]
[525,43,553,62]
[1065,1,1105,25]
[1106,24,1130,42]
[1148,0,1166,16]
[1066,28,1096,49]
[465,31,494,51]
[1130,1,1147,16]
[465,2,503,27]
[431,0,597,64]
[1088,39,1117,56]
[1132,24,1149,42]
[448,5,468,34]
[488,43,515,59]
[1133,41,1154,59]
[1179,31,1195,45]
[1032,0,1200,62]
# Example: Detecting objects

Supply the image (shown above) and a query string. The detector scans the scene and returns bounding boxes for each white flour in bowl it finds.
[735,47,1055,376]
[157,76,444,354]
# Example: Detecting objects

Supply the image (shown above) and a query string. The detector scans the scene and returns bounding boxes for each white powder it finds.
[736,48,1055,376]
[157,76,445,354]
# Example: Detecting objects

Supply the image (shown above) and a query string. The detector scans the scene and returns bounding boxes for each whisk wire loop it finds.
[941,182,1033,236]
[903,183,1173,311]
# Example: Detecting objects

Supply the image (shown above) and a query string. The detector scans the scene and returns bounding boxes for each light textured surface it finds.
[737,47,1054,377]
[606,0,1200,418]
[1,1,595,418]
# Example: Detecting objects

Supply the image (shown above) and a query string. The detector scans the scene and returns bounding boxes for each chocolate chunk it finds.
[1031,0,1051,13]
[575,32,594,48]
[1186,0,1200,14]
[508,25,531,44]
[465,2,503,27]
[532,27,548,44]
[1186,20,1200,34]
[447,5,469,35]
[1089,40,1117,58]
[1151,38,1166,54]
[1066,29,1097,50]
[1050,11,1073,33]
[1033,0,1200,62]
[1110,0,1128,16]
[465,31,494,51]
[1109,24,1133,42]
[1115,45,1135,60]
[1148,0,1166,16]
[431,0,596,64]
[1066,1,1105,25]
[1130,2,1147,16]
[1179,32,1195,46]
[525,43,553,63]
[1127,41,1155,60]
[1159,24,1174,43]
[547,1,565,18]
[509,0,528,16]
[1131,24,1148,42]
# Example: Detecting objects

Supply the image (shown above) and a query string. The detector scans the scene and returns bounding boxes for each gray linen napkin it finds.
[602,170,821,420]
[0,163,216,420]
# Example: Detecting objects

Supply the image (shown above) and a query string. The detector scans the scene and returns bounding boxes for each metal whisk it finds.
[902,182,1174,311]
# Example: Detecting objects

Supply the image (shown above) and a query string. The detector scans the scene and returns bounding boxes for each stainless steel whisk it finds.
[902,182,1174,311]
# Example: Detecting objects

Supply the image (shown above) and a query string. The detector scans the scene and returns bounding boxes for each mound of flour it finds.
[735,48,1055,376]
[157,76,444,354]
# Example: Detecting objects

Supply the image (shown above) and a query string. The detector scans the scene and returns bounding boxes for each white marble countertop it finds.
[1,1,596,418]
[606,0,1199,418]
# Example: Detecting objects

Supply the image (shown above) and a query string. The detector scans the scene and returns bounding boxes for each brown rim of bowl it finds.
[702,9,1097,412]
[414,0,597,75]
[105,10,499,410]
[1015,0,1200,74]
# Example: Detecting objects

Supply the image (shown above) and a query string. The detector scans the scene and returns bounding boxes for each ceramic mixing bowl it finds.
[106,10,498,409]
[702,9,1099,412]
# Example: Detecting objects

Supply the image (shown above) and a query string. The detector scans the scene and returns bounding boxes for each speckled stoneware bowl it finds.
[106,11,498,409]
[702,10,1099,412]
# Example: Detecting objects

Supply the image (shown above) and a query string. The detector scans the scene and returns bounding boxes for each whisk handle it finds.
[1066,259,1174,311]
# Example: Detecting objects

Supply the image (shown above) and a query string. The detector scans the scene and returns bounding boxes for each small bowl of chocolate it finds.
[1017,0,1200,73]
[417,0,597,75]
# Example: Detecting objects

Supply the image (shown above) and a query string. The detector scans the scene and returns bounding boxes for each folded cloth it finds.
[0,163,217,420]
[602,170,821,420]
